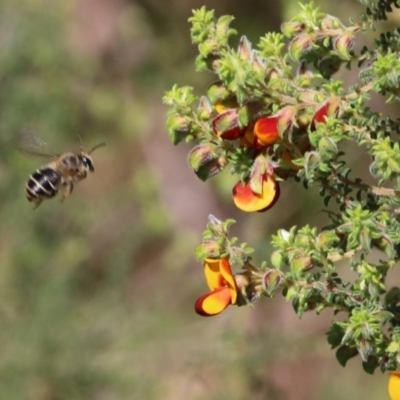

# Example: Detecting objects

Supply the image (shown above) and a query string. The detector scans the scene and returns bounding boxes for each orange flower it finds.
[389,372,400,400]
[232,174,280,212]
[195,258,238,316]
[253,115,280,146]
[254,107,296,146]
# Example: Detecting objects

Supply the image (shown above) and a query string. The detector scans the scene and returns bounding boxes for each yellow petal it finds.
[219,258,237,304]
[194,287,232,316]
[389,372,400,400]
[232,175,280,212]
[204,258,225,291]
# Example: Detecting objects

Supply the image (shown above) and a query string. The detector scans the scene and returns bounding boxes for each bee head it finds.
[78,142,105,173]
[80,154,95,172]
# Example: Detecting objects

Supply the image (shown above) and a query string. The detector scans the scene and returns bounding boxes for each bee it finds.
[18,131,105,209]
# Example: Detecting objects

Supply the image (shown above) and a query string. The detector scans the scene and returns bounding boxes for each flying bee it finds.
[18,131,105,209]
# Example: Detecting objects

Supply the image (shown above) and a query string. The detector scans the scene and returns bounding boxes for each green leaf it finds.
[336,345,358,367]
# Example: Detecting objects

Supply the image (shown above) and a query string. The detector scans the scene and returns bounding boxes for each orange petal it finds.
[254,116,280,146]
[389,372,400,400]
[240,124,256,147]
[240,122,264,149]
[204,258,225,291]
[194,287,232,316]
[232,175,280,212]
[219,258,237,304]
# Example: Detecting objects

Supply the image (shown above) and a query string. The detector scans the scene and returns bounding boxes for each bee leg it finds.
[60,183,74,202]
[32,199,42,210]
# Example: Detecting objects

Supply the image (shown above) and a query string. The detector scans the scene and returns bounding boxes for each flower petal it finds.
[312,97,340,125]
[240,124,256,147]
[232,175,280,212]
[389,372,400,400]
[254,116,280,146]
[204,258,225,291]
[194,287,232,316]
[219,258,237,304]
[212,110,243,140]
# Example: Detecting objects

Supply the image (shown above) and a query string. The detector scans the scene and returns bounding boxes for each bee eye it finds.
[82,156,94,171]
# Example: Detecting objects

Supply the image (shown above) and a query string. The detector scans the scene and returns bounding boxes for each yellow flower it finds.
[232,174,280,213]
[194,258,238,316]
[389,372,400,400]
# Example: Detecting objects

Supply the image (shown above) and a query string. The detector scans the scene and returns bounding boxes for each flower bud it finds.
[333,31,355,60]
[320,15,343,29]
[212,110,242,140]
[188,144,226,181]
[194,240,222,261]
[166,114,191,145]
[316,230,339,250]
[263,269,284,296]
[291,255,312,277]
[277,106,297,137]
[251,51,266,75]
[188,143,217,171]
[357,338,373,362]
[198,39,219,57]
[207,81,230,105]
[196,96,212,121]
[289,33,316,61]
[237,35,252,61]
[281,21,306,37]
[297,114,311,128]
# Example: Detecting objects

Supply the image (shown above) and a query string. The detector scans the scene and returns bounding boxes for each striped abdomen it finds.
[26,167,62,203]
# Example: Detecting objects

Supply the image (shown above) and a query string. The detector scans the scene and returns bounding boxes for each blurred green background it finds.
[0,0,393,399]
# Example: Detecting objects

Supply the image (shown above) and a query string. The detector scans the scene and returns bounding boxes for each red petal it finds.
[194,287,232,316]
[219,127,243,140]
[313,103,329,124]
[312,97,340,127]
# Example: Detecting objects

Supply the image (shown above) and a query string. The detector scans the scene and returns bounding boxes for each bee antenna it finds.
[77,134,83,151]
[88,142,106,154]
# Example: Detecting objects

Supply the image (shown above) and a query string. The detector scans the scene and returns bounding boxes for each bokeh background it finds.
[0,0,395,399]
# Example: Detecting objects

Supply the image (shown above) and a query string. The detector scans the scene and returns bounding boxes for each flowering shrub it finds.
[163,0,400,390]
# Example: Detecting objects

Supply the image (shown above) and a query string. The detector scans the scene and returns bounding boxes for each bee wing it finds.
[16,129,57,159]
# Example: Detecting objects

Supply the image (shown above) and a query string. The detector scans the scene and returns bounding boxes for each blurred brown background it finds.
[0,0,393,399]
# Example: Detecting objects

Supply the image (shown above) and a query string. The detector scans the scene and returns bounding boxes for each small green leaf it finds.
[336,345,358,367]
